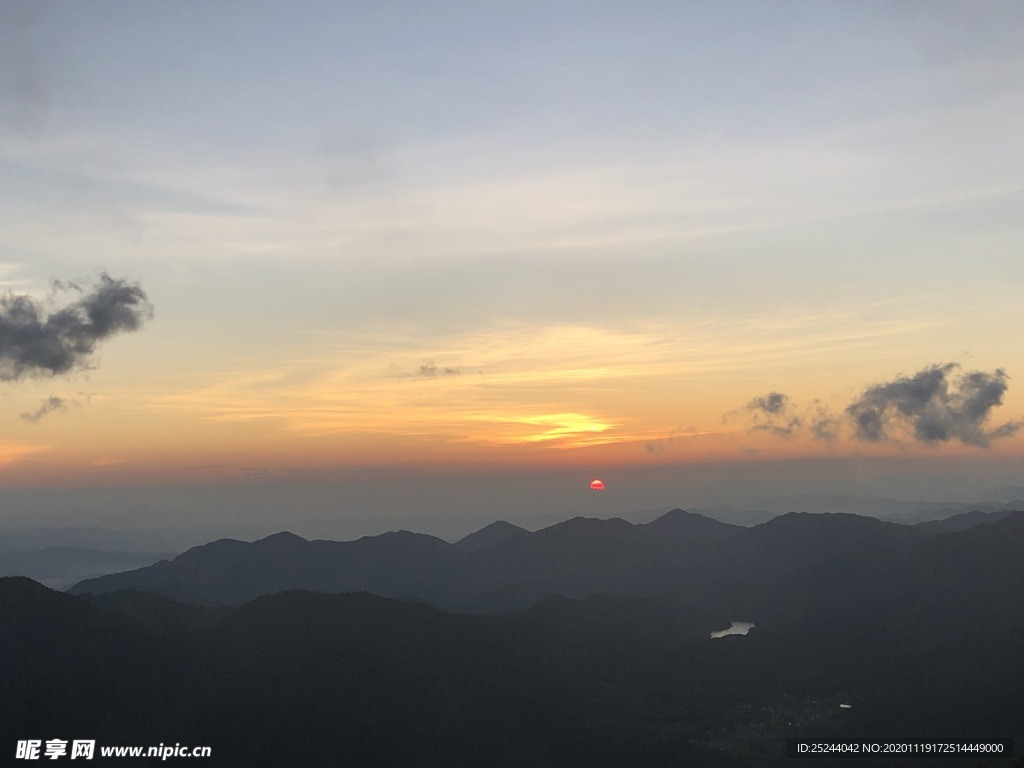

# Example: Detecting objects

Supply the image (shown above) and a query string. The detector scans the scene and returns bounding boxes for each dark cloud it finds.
[747,392,789,416]
[49,277,87,295]
[417,361,460,379]
[0,273,153,381]
[847,363,1022,447]
[746,392,801,437]
[987,421,1024,440]
[731,363,1021,448]
[20,395,66,423]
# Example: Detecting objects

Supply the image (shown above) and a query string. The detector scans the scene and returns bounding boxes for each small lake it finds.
[710,621,755,638]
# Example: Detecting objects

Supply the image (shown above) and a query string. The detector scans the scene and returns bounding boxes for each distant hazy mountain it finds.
[71,510,740,610]
[462,510,743,612]
[880,500,1024,526]
[641,506,745,542]
[71,509,1024,624]
[0,547,177,590]
[72,529,472,607]
[0,526,190,553]
[981,485,1024,501]
[455,520,527,551]
[689,506,777,526]
[911,507,1019,537]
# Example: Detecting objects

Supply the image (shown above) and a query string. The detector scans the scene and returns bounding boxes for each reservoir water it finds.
[710,621,755,638]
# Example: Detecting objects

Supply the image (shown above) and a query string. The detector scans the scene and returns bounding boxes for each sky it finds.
[1,1,1023,539]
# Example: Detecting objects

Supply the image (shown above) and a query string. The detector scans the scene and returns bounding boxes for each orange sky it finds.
[2,3,1024,512]
[3,307,1022,488]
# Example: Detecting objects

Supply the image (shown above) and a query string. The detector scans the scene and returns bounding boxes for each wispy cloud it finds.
[0,440,50,465]
[744,392,803,437]
[809,400,840,444]
[413,360,461,379]
[467,412,618,447]
[131,306,946,459]
[20,394,68,423]
[747,392,788,417]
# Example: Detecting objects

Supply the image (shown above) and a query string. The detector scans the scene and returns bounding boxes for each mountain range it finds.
[70,507,1024,622]
[4,506,1022,765]
[0,547,176,590]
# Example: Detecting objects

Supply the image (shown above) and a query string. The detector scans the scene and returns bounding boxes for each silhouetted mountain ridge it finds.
[70,508,1024,626]
[0,547,175,589]
[455,520,527,551]
[8,575,1024,766]
[3,577,752,767]
[912,507,1021,537]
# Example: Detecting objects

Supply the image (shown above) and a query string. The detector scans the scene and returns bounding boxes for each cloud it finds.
[747,392,789,416]
[750,418,803,437]
[745,391,802,437]
[732,363,1022,449]
[810,415,840,443]
[20,395,67,423]
[847,363,1022,447]
[0,272,153,381]
[417,360,460,379]
[809,399,840,443]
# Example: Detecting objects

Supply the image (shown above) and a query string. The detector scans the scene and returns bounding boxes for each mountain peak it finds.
[255,531,308,546]
[544,516,634,536]
[644,508,736,529]
[0,575,56,596]
[456,521,528,551]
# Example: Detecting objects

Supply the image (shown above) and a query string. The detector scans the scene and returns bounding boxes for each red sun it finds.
[589,479,605,491]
